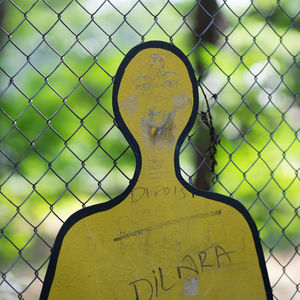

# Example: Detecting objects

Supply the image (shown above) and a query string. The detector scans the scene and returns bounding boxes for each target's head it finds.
[113,42,198,151]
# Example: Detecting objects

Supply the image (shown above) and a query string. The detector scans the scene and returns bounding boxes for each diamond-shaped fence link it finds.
[0,0,299,299]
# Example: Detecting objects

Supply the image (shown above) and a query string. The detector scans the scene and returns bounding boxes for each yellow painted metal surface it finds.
[46,47,268,299]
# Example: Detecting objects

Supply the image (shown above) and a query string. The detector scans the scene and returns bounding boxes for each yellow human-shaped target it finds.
[40,41,272,300]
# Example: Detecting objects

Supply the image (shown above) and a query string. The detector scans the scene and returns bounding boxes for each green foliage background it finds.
[0,0,299,298]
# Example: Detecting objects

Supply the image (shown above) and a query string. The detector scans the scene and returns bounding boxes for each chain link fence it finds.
[0,0,299,299]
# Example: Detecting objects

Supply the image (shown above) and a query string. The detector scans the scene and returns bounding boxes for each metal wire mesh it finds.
[0,0,299,299]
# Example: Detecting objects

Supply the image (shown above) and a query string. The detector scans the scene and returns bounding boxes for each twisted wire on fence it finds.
[0,0,299,299]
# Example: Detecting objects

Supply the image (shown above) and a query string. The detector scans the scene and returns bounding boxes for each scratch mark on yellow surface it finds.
[113,210,221,242]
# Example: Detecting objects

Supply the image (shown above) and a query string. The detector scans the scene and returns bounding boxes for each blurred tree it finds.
[189,0,225,190]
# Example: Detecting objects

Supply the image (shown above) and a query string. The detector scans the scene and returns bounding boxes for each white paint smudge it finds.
[184,276,199,297]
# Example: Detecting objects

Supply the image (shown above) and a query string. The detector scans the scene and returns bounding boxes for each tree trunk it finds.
[190,0,224,190]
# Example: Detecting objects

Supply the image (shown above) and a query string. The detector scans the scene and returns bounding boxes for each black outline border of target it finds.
[40,41,272,300]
